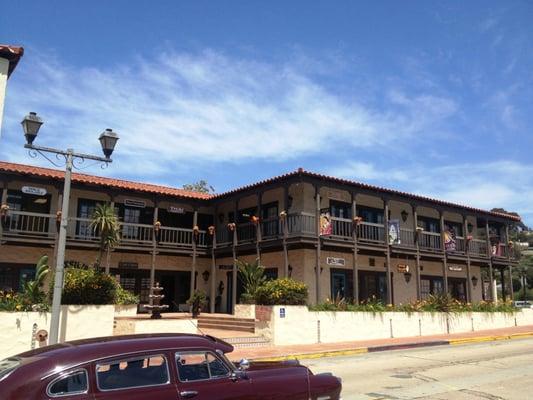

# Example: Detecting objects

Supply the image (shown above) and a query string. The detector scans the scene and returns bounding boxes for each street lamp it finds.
[21,112,119,345]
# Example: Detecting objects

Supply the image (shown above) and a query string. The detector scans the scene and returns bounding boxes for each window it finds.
[47,369,88,397]
[0,357,20,381]
[420,276,444,299]
[444,221,463,237]
[76,199,99,238]
[330,200,351,219]
[96,354,169,391]
[418,217,440,233]
[176,352,230,382]
[357,206,384,224]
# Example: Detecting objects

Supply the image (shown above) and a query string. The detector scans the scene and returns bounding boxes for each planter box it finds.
[114,304,138,317]
[234,304,256,319]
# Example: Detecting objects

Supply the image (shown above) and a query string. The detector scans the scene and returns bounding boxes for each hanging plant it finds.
[154,221,161,232]
[352,216,363,226]
[193,225,200,237]
[251,215,260,225]
[208,225,215,235]
[227,222,236,231]
[279,210,287,219]
[0,204,9,216]
[466,235,473,242]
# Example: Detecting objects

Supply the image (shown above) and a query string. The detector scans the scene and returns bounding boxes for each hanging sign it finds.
[444,226,457,252]
[319,210,332,236]
[22,186,47,196]
[327,257,345,267]
[168,206,186,214]
[124,199,146,208]
[448,265,463,272]
[388,219,401,245]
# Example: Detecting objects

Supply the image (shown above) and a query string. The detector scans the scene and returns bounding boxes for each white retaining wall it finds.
[265,306,533,346]
[0,305,116,360]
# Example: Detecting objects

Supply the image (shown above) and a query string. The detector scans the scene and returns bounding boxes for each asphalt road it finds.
[305,338,533,400]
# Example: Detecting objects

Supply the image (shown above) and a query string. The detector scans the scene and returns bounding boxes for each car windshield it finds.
[0,357,20,381]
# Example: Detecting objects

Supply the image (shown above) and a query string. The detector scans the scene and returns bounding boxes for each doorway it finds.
[157,271,191,312]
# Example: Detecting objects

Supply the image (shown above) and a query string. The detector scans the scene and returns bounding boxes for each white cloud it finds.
[1,49,458,179]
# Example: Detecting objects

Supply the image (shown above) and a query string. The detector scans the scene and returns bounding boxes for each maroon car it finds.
[0,333,342,399]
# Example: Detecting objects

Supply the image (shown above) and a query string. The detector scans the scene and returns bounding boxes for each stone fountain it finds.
[144,281,169,319]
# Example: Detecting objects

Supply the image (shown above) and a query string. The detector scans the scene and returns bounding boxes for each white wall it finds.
[264,306,533,346]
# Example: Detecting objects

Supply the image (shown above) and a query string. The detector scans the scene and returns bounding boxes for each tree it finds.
[23,256,49,306]
[90,203,120,273]
[236,258,267,303]
[513,255,533,300]
[183,180,215,194]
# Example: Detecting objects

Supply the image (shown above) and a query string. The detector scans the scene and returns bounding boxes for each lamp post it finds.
[21,112,119,345]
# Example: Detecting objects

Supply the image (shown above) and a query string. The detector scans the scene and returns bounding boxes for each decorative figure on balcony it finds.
[0,204,9,229]
[145,281,169,319]
[208,225,215,235]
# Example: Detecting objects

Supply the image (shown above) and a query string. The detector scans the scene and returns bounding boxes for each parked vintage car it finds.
[0,333,342,399]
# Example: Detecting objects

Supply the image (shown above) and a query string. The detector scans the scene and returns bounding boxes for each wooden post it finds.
[210,217,217,314]
[509,265,514,301]
[256,192,262,262]
[51,189,63,271]
[282,185,289,278]
[232,200,238,314]
[506,224,513,301]
[190,209,198,299]
[351,193,359,304]
[485,220,495,301]
[440,212,449,296]
[413,205,421,300]
[384,199,393,305]
[150,203,159,307]
[500,268,506,301]
[463,215,472,303]
[0,185,7,246]
[315,185,321,304]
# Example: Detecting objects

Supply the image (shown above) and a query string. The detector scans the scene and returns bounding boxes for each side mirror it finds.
[239,358,250,371]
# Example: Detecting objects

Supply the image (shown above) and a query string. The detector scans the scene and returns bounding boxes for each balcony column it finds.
[509,265,514,301]
[282,184,289,278]
[463,215,472,303]
[209,206,218,313]
[190,209,198,300]
[412,205,421,300]
[149,202,159,306]
[485,220,495,301]
[314,185,321,304]
[351,193,359,304]
[383,198,393,305]
[0,184,7,246]
[500,267,506,301]
[51,188,63,271]
[439,212,449,296]
[232,199,239,314]
[256,192,263,262]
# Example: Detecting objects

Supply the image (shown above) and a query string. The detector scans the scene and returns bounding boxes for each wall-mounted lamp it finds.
[314,266,324,274]
[471,276,478,287]
[467,223,474,233]
[202,270,210,283]
[288,264,293,277]
[404,272,412,283]
[401,210,409,222]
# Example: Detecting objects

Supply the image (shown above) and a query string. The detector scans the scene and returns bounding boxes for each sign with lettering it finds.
[448,265,463,272]
[168,206,186,214]
[118,262,139,269]
[326,257,345,267]
[279,307,286,318]
[397,264,410,273]
[22,186,47,196]
[124,199,146,208]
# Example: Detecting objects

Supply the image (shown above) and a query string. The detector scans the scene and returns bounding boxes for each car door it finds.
[92,353,178,400]
[174,350,252,400]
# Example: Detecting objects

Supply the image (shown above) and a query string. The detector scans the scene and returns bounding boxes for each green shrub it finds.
[254,278,308,305]
[115,286,139,305]
[0,290,26,311]
[59,268,117,305]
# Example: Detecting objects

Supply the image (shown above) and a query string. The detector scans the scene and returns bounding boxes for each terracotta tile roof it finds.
[213,168,522,222]
[0,161,211,200]
[0,45,24,77]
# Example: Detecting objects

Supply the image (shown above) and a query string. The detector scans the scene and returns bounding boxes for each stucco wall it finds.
[264,306,533,346]
[0,305,115,360]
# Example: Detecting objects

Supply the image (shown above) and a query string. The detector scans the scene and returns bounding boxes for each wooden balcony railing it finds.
[469,239,487,257]
[399,228,415,247]
[286,212,315,236]
[237,222,256,243]
[357,222,385,243]
[419,231,441,251]
[330,217,352,238]
[261,217,280,239]
[2,211,55,239]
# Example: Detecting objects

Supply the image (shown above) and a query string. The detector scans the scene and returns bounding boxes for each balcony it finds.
[0,210,515,261]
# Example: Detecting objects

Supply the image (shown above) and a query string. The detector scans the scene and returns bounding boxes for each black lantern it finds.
[21,112,43,145]
[99,128,119,158]
[404,272,412,283]
[202,270,210,282]
[401,210,409,222]
[471,276,478,287]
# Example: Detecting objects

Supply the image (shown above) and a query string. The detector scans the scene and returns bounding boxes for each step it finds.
[197,316,255,324]
[198,322,255,333]
[197,319,255,327]
[223,336,271,349]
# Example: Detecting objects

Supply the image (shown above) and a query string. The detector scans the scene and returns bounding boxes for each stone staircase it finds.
[197,315,256,333]
[223,335,271,349]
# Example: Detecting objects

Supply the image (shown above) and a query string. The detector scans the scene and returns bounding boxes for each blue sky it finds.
[1,1,532,225]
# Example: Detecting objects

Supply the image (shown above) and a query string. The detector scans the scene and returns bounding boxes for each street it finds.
[306,338,533,400]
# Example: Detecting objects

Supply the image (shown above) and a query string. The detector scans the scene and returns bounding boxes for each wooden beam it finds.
[413,205,421,300]
[485,220,495,301]
[315,185,321,304]
[210,207,217,314]
[440,212,449,295]
[232,199,239,314]
[256,192,262,261]
[0,184,8,246]
[282,184,289,278]
[352,192,359,304]
[384,198,393,305]
[463,215,472,303]
[190,209,198,299]
[150,202,159,307]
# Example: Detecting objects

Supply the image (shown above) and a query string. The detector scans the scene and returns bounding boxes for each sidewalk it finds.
[228,325,533,362]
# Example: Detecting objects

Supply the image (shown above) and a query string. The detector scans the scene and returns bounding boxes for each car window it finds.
[96,354,169,391]
[0,357,20,381]
[176,351,230,382]
[47,370,88,397]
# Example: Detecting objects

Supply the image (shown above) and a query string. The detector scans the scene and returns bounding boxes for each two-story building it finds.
[0,161,520,314]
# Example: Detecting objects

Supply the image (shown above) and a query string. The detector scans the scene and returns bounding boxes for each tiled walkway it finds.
[228,325,533,361]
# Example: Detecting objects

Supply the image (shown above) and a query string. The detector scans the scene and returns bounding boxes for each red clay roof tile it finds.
[0,45,24,77]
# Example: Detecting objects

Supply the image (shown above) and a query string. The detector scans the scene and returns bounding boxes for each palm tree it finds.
[23,255,49,305]
[236,258,267,303]
[90,203,120,273]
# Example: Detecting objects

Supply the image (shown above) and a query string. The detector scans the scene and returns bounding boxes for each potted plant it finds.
[187,290,207,318]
